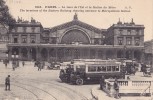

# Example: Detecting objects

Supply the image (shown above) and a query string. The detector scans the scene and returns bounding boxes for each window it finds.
[30,35,36,43]
[119,29,123,35]
[44,38,49,43]
[14,38,18,43]
[88,66,96,72]
[118,37,123,45]
[102,66,106,71]
[126,37,132,45]
[76,65,85,72]
[135,37,140,46]
[97,66,102,71]
[51,37,56,44]
[112,66,116,71]
[127,30,131,35]
[136,30,139,35]
[116,66,119,71]
[15,27,18,32]
[22,36,27,43]
[32,27,35,33]
[94,38,99,44]
[23,27,27,33]
[107,66,111,71]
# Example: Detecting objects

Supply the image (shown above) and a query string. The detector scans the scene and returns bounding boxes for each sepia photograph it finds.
[0,0,153,100]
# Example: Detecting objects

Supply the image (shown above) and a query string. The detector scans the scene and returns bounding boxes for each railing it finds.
[103,79,152,97]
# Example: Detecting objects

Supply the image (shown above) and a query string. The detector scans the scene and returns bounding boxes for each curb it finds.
[91,87,98,100]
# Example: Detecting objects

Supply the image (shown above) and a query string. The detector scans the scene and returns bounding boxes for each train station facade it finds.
[7,14,145,63]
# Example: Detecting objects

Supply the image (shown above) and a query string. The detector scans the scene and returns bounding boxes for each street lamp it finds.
[12,52,19,70]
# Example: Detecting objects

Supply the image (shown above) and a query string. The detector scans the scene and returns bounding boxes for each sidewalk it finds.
[91,85,153,100]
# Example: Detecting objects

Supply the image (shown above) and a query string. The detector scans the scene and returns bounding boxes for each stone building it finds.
[105,19,144,61]
[7,14,145,63]
[144,39,153,65]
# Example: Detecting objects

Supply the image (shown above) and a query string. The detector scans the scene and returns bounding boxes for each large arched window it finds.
[61,29,90,44]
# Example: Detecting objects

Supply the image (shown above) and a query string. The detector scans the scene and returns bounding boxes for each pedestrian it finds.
[12,61,16,71]
[38,61,41,71]
[100,75,105,90]
[5,62,7,68]
[113,78,120,99]
[5,75,10,91]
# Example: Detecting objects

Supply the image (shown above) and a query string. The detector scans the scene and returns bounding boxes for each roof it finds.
[49,19,103,33]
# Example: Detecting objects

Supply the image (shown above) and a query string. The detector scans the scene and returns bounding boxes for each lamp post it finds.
[12,52,19,70]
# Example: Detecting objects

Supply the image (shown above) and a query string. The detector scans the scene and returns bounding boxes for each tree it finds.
[0,0,15,26]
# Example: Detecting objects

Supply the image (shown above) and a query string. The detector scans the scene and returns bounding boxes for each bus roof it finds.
[72,59,121,65]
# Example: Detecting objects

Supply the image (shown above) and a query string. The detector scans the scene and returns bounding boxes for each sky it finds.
[5,0,153,41]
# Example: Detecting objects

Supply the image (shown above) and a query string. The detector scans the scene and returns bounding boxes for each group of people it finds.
[34,61,44,71]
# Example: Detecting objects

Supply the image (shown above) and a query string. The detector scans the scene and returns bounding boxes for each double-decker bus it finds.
[59,59,125,85]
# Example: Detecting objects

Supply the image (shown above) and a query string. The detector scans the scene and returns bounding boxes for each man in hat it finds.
[5,75,10,91]
[114,78,120,98]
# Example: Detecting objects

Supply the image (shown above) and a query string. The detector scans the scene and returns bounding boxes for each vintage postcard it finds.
[0,0,153,100]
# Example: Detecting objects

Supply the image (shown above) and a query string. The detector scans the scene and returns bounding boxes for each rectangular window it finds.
[135,37,140,46]
[116,66,119,71]
[14,38,18,43]
[30,35,36,43]
[107,66,111,71]
[118,37,123,45]
[126,37,132,45]
[112,66,116,71]
[97,66,102,71]
[102,66,106,71]
[88,66,96,72]
[119,29,123,35]
[22,36,27,43]
[76,65,85,72]
[23,27,27,33]
[31,27,35,33]
[127,30,131,35]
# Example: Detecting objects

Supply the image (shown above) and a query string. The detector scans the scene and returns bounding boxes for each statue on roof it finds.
[130,18,135,24]
[117,18,122,24]
[31,17,36,23]
[73,13,78,20]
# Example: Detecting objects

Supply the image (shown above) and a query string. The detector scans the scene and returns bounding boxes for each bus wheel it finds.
[76,78,83,85]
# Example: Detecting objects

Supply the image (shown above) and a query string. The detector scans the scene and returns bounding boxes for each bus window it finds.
[112,66,116,71]
[76,65,85,72]
[97,66,102,71]
[116,66,119,71]
[107,66,111,71]
[88,66,96,72]
[102,66,106,71]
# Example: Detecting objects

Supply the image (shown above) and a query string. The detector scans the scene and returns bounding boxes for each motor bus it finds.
[59,59,125,85]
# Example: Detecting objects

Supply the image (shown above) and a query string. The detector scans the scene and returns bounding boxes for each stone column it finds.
[131,50,134,60]
[47,48,50,62]
[27,48,31,61]
[123,36,126,45]
[94,50,97,59]
[36,47,41,61]
[132,37,135,46]
[18,47,22,60]
[8,47,12,60]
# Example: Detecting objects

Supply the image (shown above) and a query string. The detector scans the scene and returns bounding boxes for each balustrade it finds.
[103,79,152,97]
